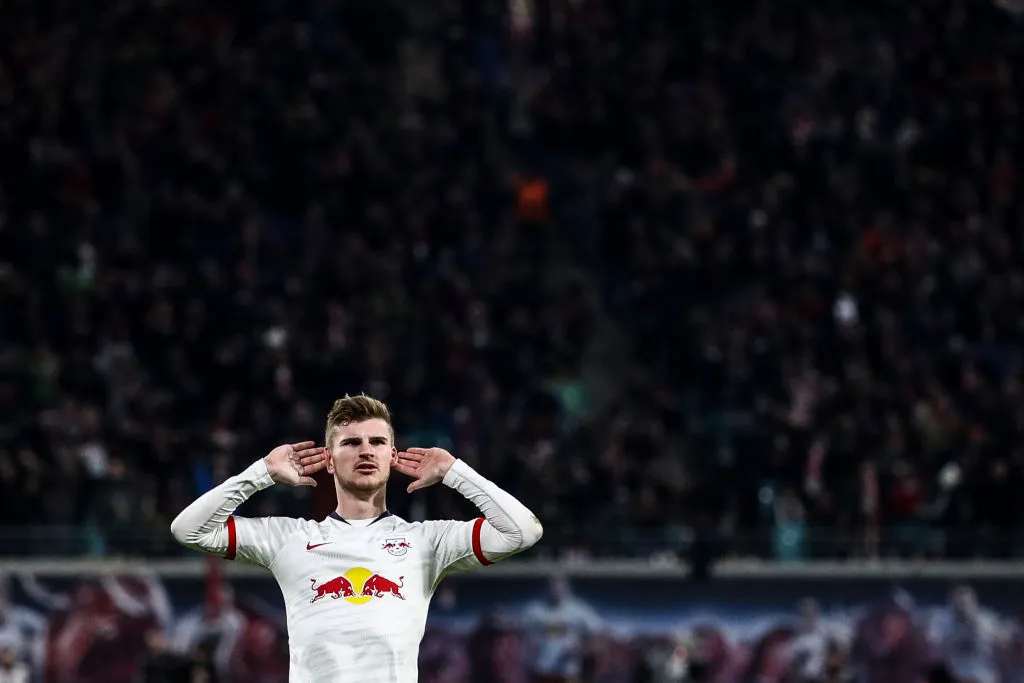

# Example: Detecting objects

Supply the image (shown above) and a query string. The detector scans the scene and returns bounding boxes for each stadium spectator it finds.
[0,0,1023,560]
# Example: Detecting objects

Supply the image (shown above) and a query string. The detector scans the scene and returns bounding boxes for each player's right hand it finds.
[264,441,327,487]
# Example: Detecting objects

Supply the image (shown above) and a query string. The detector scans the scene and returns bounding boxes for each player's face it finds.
[326,418,397,493]
[952,586,977,617]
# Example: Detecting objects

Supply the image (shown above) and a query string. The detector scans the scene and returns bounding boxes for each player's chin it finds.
[344,469,388,491]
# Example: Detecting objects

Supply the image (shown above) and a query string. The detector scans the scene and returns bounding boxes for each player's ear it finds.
[390,447,398,466]
[325,452,335,474]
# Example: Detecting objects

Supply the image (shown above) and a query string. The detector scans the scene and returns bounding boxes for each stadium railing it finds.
[2,556,1024,578]
[1,524,1021,561]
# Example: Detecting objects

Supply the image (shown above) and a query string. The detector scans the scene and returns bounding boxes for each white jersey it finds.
[0,663,30,683]
[785,625,832,680]
[929,610,1003,683]
[172,605,246,674]
[0,604,47,672]
[171,458,543,683]
[521,597,601,677]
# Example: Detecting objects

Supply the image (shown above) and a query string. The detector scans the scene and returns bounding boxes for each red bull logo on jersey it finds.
[381,538,411,556]
[309,567,405,604]
[309,576,357,602]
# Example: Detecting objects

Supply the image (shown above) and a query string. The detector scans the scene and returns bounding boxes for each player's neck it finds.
[334,486,388,521]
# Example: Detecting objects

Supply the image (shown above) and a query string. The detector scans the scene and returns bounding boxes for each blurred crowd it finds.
[1,0,1023,560]
[5,565,1016,683]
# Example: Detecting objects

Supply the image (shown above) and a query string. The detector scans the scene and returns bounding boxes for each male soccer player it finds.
[171,394,543,682]
[521,576,601,683]
[929,585,1004,683]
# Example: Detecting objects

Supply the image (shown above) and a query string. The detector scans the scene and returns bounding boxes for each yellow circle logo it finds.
[342,567,373,605]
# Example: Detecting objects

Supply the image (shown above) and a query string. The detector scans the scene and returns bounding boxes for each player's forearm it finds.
[170,459,274,552]
[442,459,543,554]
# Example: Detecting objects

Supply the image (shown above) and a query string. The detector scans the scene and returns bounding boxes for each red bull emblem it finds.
[361,573,405,599]
[309,576,356,603]
[382,538,411,557]
[309,568,405,604]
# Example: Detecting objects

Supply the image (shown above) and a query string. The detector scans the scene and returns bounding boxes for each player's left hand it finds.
[394,447,457,493]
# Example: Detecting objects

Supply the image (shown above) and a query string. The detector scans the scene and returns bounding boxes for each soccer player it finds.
[929,585,1004,683]
[521,576,601,683]
[171,394,543,682]
[0,576,47,680]
[784,598,837,683]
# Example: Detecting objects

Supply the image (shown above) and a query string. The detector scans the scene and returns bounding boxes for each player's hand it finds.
[263,441,327,487]
[394,447,457,493]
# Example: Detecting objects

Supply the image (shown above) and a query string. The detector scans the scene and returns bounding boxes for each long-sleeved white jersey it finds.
[170,458,542,683]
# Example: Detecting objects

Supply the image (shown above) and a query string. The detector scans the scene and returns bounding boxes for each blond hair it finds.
[325,394,394,448]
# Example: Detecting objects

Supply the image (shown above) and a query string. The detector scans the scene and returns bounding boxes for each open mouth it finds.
[355,463,378,474]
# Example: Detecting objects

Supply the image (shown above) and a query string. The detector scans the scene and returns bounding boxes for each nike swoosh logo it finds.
[306,541,332,551]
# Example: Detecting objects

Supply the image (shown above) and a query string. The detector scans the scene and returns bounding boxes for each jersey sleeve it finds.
[171,458,306,569]
[229,515,307,568]
[423,519,489,586]
[428,518,490,571]
[423,460,543,587]
[575,601,603,633]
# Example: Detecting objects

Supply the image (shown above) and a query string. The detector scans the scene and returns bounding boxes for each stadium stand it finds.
[0,0,1022,563]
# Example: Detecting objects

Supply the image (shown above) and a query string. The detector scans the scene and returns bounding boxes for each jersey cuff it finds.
[246,458,276,490]
[442,459,472,488]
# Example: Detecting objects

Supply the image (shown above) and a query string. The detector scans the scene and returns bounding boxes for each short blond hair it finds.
[325,394,394,448]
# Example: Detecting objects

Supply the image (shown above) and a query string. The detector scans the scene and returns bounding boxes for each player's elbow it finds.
[520,513,543,550]
[169,513,191,546]
[170,510,204,547]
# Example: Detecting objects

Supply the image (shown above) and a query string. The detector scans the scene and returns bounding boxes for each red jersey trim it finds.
[225,516,237,561]
[471,517,492,566]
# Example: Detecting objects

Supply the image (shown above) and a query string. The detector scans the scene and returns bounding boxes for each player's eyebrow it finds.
[340,435,390,444]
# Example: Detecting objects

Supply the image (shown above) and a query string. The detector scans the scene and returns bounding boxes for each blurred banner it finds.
[2,560,1024,683]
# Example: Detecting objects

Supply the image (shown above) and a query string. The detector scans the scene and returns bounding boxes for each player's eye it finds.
[370,438,387,445]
